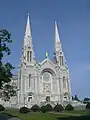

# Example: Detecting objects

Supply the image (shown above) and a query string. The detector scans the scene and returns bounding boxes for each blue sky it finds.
[0,0,90,99]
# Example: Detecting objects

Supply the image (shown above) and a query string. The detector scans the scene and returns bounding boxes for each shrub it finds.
[19,106,29,113]
[45,104,52,112]
[86,102,90,109]
[40,106,46,113]
[65,104,74,111]
[40,104,52,113]
[54,104,64,112]
[0,104,5,111]
[31,104,40,112]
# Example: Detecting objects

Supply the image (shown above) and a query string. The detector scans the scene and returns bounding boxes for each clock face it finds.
[43,72,50,81]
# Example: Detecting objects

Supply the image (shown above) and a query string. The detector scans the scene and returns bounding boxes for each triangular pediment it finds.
[40,58,55,67]
[40,58,56,75]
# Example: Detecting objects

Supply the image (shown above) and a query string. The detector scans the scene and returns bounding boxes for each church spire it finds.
[54,21,62,53]
[54,21,67,67]
[25,13,31,38]
[24,13,32,46]
[23,14,35,64]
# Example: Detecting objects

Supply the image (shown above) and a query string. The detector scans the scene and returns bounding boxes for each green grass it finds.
[2,109,90,120]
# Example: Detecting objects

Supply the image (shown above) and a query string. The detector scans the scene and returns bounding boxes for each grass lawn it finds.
[2,109,90,120]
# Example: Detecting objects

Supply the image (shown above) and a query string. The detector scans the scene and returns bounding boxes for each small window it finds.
[62,56,64,65]
[29,74,31,87]
[60,56,64,66]
[60,56,62,65]
[64,96,67,99]
[30,51,32,62]
[28,96,32,102]
[63,76,66,88]
[27,51,29,61]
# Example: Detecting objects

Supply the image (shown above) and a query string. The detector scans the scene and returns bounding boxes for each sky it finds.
[0,0,90,99]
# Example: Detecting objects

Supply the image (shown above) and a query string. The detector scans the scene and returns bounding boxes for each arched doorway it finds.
[46,96,50,102]
[28,92,33,102]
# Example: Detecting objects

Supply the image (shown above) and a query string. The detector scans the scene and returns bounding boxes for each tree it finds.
[31,104,40,112]
[0,104,5,111]
[72,96,74,100]
[0,29,15,101]
[83,98,90,104]
[40,106,46,113]
[65,104,74,111]
[19,107,30,113]
[54,104,64,112]
[84,98,90,102]
[86,102,90,109]
[74,95,79,101]
[0,29,14,88]
[0,84,16,101]
[45,104,52,112]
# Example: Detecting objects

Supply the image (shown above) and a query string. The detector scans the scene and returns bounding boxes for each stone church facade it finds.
[17,14,71,108]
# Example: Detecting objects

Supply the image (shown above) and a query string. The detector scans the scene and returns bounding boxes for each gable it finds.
[40,58,56,74]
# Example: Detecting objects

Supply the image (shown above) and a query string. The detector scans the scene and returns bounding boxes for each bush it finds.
[40,104,53,113]
[45,104,52,112]
[31,104,40,112]
[86,102,90,109]
[0,104,5,111]
[54,104,64,112]
[40,106,46,113]
[65,104,74,111]
[19,106,29,113]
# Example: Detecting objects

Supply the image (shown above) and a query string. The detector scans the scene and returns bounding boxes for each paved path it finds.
[51,112,82,116]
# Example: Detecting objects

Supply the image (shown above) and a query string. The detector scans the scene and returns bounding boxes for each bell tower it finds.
[54,21,67,68]
[22,13,35,65]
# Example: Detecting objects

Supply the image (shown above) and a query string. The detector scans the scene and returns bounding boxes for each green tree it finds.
[0,29,14,88]
[74,95,79,101]
[1,84,16,101]
[31,104,40,112]
[0,29,16,101]
[54,104,64,112]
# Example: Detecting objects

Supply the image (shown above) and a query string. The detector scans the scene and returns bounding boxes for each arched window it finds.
[27,51,29,61]
[43,72,50,81]
[59,56,64,66]
[29,74,31,87]
[60,56,62,66]
[28,94,32,102]
[62,56,64,65]
[63,76,66,88]
[30,51,32,62]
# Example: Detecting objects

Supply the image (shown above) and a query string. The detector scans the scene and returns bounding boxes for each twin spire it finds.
[24,14,66,66]
[24,13,32,46]
[54,21,62,53]
[25,13,31,38]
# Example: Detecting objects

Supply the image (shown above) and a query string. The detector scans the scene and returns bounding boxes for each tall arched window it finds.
[60,56,62,66]
[63,76,66,88]
[62,56,64,65]
[29,74,31,87]
[27,51,29,61]
[60,56,64,66]
[30,51,32,62]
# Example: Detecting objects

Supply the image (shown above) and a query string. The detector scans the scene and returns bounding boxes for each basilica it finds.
[17,14,71,108]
